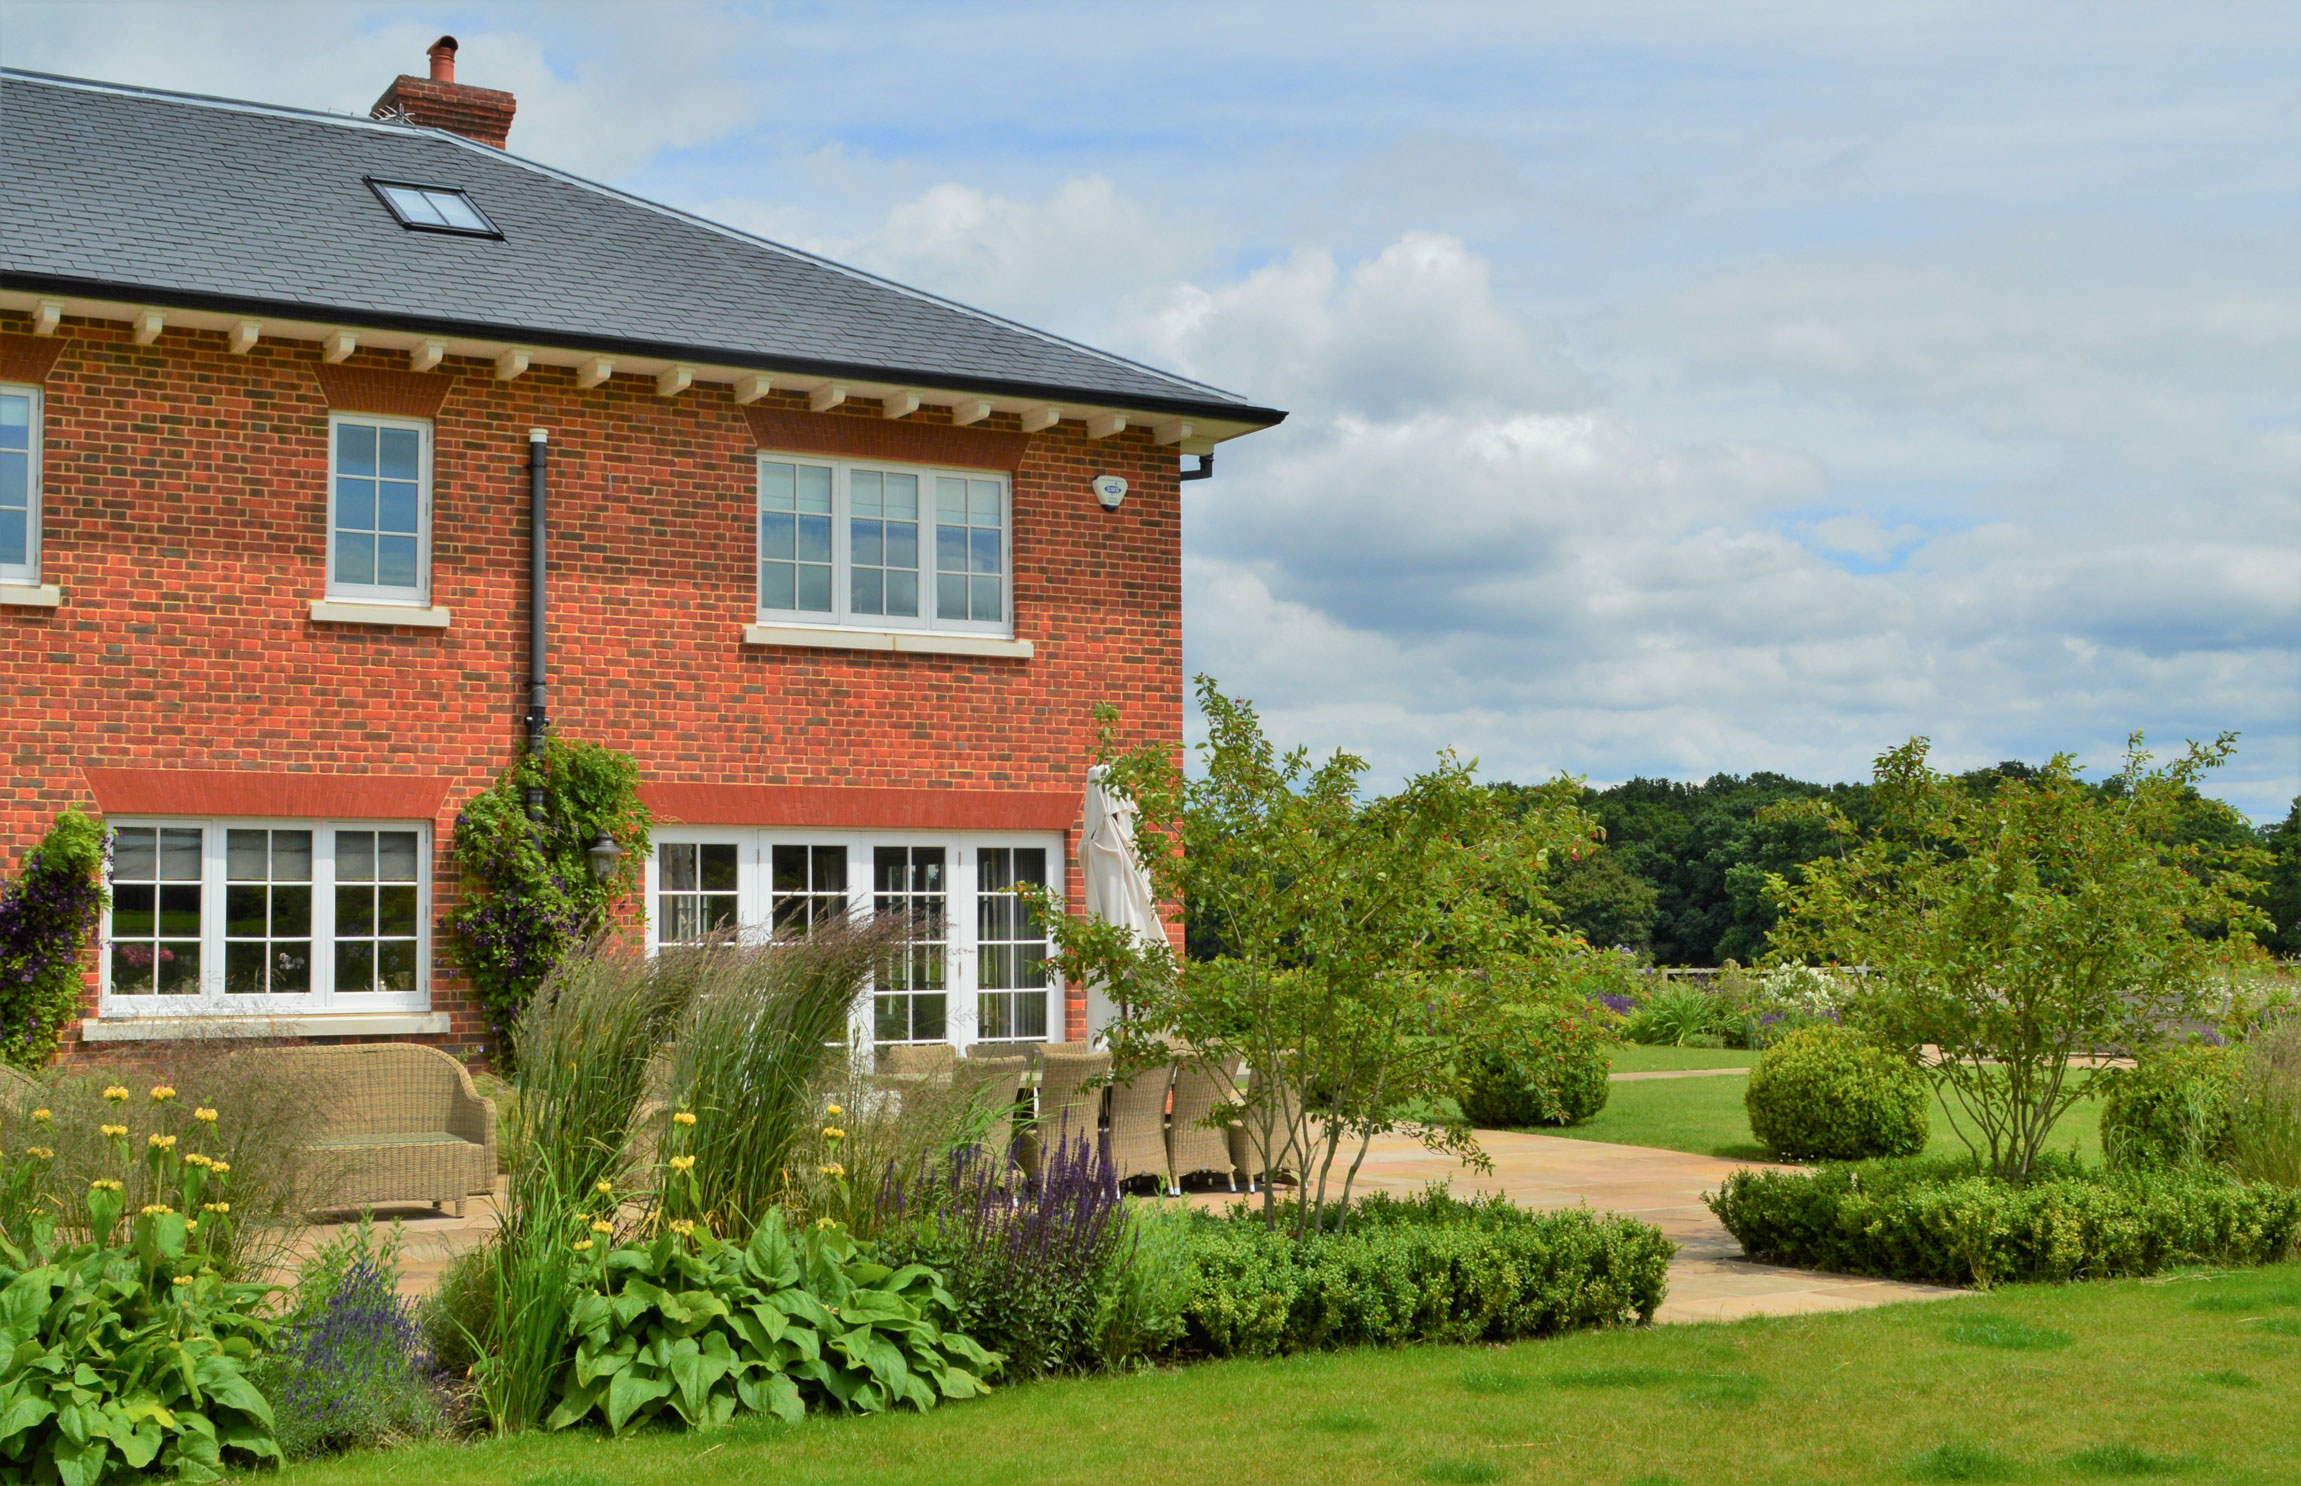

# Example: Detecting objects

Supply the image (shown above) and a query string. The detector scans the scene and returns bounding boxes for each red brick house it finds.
[0,42,1283,1062]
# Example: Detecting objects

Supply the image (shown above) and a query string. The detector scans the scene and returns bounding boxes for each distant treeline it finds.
[1491,766,2301,965]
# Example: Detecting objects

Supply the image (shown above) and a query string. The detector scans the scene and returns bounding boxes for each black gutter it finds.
[524,428,548,819]
[0,273,1291,432]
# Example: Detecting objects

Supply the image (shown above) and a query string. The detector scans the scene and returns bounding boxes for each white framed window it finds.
[645,829,1060,1057]
[327,413,432,604]
[101,820,432,1016]
[0,383,41,585]
[756,454,1011,637]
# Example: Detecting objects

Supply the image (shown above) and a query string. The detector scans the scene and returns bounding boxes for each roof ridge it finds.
[0,67,1250,410]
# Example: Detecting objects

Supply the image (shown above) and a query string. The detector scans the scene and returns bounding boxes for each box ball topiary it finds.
[1462,1000,1612,1128]
[2101,1043,2235,1171]
[1744,1022,1929,1160]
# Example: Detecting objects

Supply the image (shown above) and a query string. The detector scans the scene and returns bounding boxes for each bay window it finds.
[757,455,1010,636]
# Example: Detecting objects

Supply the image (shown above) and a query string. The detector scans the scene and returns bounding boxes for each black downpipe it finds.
[524,428,549,820]
[1180,452,1214,482]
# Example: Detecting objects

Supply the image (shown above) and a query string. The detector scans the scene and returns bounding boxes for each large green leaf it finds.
[604,1370,673,1435]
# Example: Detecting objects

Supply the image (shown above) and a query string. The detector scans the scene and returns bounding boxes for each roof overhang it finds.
[0,277,1285,455]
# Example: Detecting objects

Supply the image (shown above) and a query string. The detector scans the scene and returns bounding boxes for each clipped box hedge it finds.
[1709,1156,2301,1288]
[1181,1190,1672,1358]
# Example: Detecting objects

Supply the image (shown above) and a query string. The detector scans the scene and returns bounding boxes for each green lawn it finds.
[279,1263,2301,1485]
[1606,1043,1760,1073]
[1555,1066,2106,1165]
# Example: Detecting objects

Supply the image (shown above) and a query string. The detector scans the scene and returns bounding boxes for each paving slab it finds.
[285,1133,1964,1326]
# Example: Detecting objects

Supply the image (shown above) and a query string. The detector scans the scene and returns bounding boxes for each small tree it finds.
[0,810,108,1068]
[1039,679,1593,1236]
[1767,734,2269,1180]
[442,737,649,1065]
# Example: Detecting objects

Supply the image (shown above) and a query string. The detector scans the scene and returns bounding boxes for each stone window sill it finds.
[310,599,452,629]
[80,1012,452,1043]
[0,582,62,608]
[742,622,1032,659]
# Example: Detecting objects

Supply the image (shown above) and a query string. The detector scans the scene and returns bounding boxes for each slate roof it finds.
[0,70,1281,427]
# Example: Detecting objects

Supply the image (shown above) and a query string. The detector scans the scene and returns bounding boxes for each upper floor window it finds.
[329,413,431,605]
[367,179,503,238]
[757,455,1010,636]
[0,384,40,584]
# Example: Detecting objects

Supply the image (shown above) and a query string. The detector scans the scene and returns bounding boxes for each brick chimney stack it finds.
[370,36,517,149]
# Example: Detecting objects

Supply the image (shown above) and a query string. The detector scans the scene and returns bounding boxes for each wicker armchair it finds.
[1167,1053,1240,1191]
[949,1054,1028,1174]
[1104,1060,1176,1194]
[274,1043,496,1217]
[1020,1048,1109,1182]
[878,1042,957,1081]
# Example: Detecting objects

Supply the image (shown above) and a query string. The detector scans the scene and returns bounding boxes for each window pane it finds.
[337,940,374,993]
[851,567,883,615]
[852,470,882,518]
[760,462,795,512]
[273,832,313,881]
[0,508,21,568]
[937,477,966,519]
[886,522,918,570]
[155,943,199,995]
[382,185,447,225]
[337,477,376,534]
[796,514,831,565]
[661,842,696,891]
[274,943,312,994]
[111,946,154,995]
[336,532,375,587]
[377,832,419,881]
[0,394,26,437]
[760,511,795,562]
[227,829,268,881]
[772,845,809,894]
[337,884,374,937]
[225,884,266,938]
[377,884,419,937]
[885,473,918,520]
[886,569,918,617]
[339,832,375,881]
[161,829,202,880]
[969,482,999,526]
[376,536,418,589]
[937,572,967,620]
[112,883,155,937]
[272,884,311,935]
[852,520,884,568]
[377,482,419,534]
[226,940,266,995]
[696,843,738,892]
[378,940,418,992]
[797,465,832,514]
[937,524,966,573]
[427,191,488,231]
[337,423,376,476]
[113,828,155,881]
[0,454,23,503]
[972,578,1000,621]
[760,563,794,609]
[796,564,832,612]
[970,527,1001,576]
[378,428,420,481]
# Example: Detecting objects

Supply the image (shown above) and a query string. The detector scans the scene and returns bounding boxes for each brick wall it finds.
[0,311,1186,1061]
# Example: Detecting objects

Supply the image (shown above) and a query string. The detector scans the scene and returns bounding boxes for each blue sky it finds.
[7,1,2297,818]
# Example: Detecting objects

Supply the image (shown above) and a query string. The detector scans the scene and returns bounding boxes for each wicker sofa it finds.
[278,1043,497,1217]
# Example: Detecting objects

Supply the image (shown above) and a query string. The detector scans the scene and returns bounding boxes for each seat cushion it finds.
[308,1131,470,1150]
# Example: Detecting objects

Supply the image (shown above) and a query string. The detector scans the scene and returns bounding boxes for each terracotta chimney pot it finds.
[427,36,458,84]
[371,36,516,149]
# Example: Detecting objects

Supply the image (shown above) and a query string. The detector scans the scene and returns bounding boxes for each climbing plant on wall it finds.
[442,737,649,1064]
[0,809,109,1069]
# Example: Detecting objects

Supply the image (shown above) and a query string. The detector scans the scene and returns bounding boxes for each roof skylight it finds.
[367,179,500,237]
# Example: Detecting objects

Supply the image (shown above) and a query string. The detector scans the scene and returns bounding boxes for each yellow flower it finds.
[184,1219,198,1233]
[821,1126,845,1141]
[590,1219,613,1234]
[594,1180,613,1195]
[815,1217,837,1230]
[183,1152,213,1169]
[100,1124,127,1139]
[102,1086,130,1103]
[669,1155,696,1172]
[147,1133,177,1150]
[30,1108,50,1123]
[672,1110,697,1127]
[211,1162,229,1176]
[202,1202,230,1214]
[668,1219,695,1237]
[140,1203,173,1217]
[172,1275,191,1287]
[825,1103,843,1118]
[193,1107,218,1124]
[818,1162,844,1178]
[571,1238,594,1252]
[90,1178,123,1192]
[149,1085,176,1103]
[24,1146,54,1161]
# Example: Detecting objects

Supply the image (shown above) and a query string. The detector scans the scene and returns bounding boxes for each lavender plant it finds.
[0,810,107,1069]
[879,1132,1128,1378]
[259,1227,442,1460]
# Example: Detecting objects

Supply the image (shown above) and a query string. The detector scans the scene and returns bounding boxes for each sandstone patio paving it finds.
[290,1131,1964,1325]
